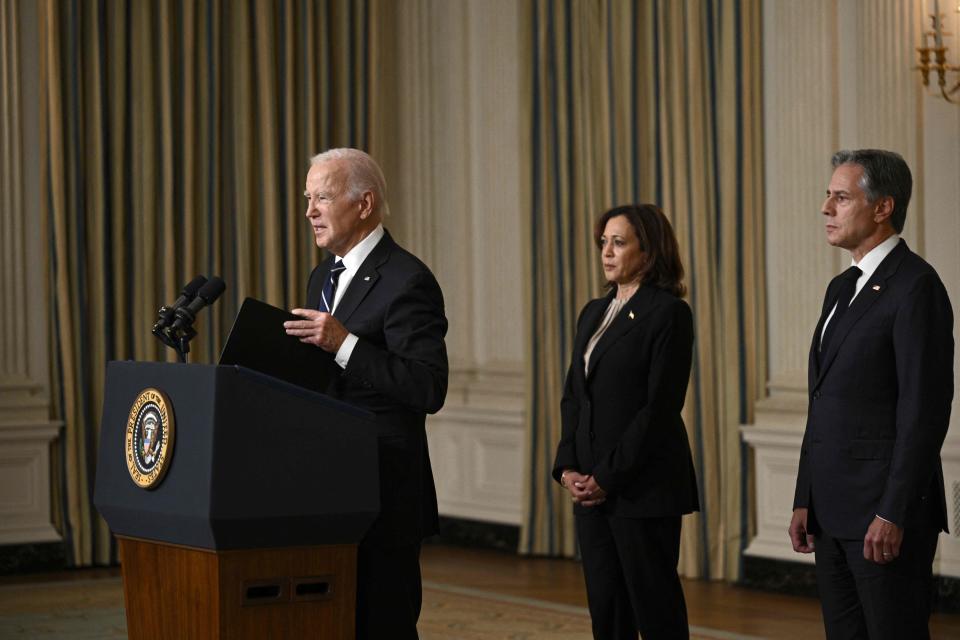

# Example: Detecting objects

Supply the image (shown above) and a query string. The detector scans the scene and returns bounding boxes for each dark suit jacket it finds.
[794,240,954,539]
[306,230,448,547]
[552,285,700,517]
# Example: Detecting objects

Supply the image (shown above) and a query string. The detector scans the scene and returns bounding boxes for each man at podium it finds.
[285,148,449,640]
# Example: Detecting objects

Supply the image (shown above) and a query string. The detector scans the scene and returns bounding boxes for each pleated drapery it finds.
[39,0,372,567]
[522,0,765,581]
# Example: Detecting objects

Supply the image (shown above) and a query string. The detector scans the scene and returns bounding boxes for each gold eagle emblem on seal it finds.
[124,388,175,489]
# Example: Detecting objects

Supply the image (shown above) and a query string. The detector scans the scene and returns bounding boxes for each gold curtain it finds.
[39,0,373,567]
[522,0,765,581]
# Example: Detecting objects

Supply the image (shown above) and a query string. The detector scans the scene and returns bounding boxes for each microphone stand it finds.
[151,319,196,363]
[174,327,196,363]
[151,277,225,364]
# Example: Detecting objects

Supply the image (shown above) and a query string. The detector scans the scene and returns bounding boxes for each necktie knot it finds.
[842,265,862,282]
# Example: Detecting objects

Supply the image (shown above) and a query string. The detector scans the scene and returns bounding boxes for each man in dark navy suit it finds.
[285,148,448,640]
[789,149,954,639]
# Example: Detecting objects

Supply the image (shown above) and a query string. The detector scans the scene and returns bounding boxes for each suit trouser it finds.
[814,527,939,640]
[576,510,689,640]
[355,540,423,640]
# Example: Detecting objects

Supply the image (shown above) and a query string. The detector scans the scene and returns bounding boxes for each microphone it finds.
[169,277,226,332]
[155,275,207,330]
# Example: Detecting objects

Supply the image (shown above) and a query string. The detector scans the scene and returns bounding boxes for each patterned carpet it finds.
[0,576,758,639]
[421,581,594,639]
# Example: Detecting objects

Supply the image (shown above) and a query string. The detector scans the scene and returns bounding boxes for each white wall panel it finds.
[0,424,61,544]
[375,0,528,525]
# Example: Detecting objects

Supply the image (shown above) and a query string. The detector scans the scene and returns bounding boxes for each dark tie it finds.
[319,260,346,313]
[819,265,862,357]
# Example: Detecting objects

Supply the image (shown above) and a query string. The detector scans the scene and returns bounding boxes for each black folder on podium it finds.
[219,297,337,394]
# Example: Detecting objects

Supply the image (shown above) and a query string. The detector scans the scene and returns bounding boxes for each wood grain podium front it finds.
[118,538,356,640]
[95,362,380,640]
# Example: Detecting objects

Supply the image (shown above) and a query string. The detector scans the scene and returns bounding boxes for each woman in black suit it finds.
[553,204,699,639]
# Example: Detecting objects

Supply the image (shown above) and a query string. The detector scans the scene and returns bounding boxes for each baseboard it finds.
[739,555,960,614]
[0,542,67,576]
[427,516,520,552]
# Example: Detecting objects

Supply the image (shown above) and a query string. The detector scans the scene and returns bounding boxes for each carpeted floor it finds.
[0,576,760,639]
[419,582,761,640]
[0,577,127,640]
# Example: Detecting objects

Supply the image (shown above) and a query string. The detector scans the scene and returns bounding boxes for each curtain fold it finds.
[39,0,372,567]
[522,0,765,581]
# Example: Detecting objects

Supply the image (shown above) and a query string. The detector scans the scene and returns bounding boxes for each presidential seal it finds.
[125,388,175,489]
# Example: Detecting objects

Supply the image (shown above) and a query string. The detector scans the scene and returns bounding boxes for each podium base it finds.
[118,536,356,640]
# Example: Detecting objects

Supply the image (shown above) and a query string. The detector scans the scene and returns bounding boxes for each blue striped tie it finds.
[319,260,346,313]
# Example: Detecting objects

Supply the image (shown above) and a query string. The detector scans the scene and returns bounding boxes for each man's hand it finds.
[789,507,815,553]
[863,516,903,565]
[285,308,349,353]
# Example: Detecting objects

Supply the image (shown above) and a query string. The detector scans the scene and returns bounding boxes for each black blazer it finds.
[794,240,954,539]
[306,230,449,547]
[552,285,700,518]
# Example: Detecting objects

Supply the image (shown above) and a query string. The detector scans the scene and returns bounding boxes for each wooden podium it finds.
[94,362,380,640]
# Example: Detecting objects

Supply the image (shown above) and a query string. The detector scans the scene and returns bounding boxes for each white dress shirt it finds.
[330,224,385,368]
[820,234,900,343]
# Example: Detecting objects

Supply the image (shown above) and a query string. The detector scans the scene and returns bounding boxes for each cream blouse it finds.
[583,297,626,375]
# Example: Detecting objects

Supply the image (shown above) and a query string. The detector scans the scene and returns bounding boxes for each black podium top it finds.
[94,361,380,550]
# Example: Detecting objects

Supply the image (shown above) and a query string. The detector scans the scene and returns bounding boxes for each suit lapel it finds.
[571,294,612,390]
[586,285,658,381]
[814,240,909,386]
[332,231,393,324]
[809,321,822,383]
[809,275,842,380]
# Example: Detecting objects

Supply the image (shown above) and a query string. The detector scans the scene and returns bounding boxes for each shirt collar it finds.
[852,234,900,281]
[337,223,384,272]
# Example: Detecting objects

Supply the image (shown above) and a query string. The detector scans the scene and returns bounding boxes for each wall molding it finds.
[0,403,62,545]
[429,365,526,526]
